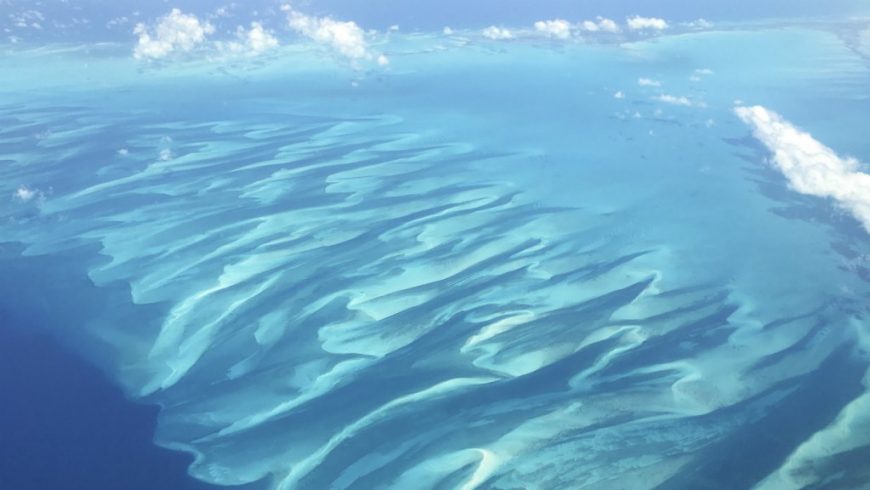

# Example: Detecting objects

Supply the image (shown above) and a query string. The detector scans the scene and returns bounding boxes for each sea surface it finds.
[1,19,869,490]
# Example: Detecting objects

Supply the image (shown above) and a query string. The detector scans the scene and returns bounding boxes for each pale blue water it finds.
[1,6,869,490]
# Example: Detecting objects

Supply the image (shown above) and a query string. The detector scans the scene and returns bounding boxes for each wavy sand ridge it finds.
[1,102,867,489]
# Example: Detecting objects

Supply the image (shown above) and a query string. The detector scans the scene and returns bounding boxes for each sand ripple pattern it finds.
[1,103,868,489]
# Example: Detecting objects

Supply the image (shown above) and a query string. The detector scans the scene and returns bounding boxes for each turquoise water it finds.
[1,16,869,490]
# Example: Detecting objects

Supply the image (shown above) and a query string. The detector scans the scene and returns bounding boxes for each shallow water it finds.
[1,20,869,490]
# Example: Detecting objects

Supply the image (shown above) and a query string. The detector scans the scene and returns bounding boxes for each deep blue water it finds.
[0,248,269,490]
[0,323,214,490]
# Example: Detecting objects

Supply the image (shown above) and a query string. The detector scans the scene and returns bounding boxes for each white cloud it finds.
[581,21,599,32]
[282,5,386,64]
[655,94,705,107]
[443,26,454,35]
[106,16,130,29]
[580,17,620,33]
[735,105,870,232]
[14,185,41,202]
[614,91,625,99]
[133,9,215,59]
[690,68,714,82]
[627,16,669,31]
[482,26,514,40]
[685,18,714,29]
[534,19,572,39]
[598,18,621,33]
[159,148,173,161]
[656,95,691,106]
[243,22,279,54]
[221,22,279,56]
[638,78,662,87]
[10,9,44,30]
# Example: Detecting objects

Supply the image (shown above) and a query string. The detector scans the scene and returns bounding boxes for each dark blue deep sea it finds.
[1,1,870,489]
[0,323,214,490]
[0,248,269,490]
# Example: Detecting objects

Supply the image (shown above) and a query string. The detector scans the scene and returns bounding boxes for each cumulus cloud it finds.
[627,16,669,31]
[443,26,454,35]
[685,18,714,30]
[482,26,514,40]
[282,5,386,64]
[220,22,279,56]
[13,185,40,202]
[534,19,572,39]
[241,22,279,54]
[735,105,870,232]
[106,16,130,29]
[638,78,662,87]
[580,17,620,33]
[580,21,599,32]
[10,9,44,30]
[133,9,215,59]
[614,91,625,99]
[159,148,173,161]
[655,94,705,107]
[690,68,714,82]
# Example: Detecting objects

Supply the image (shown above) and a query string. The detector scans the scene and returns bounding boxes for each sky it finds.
[2,0,869,43]
[308,0,870,28]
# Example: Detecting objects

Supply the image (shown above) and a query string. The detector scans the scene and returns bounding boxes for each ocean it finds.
[1,10,869,490]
